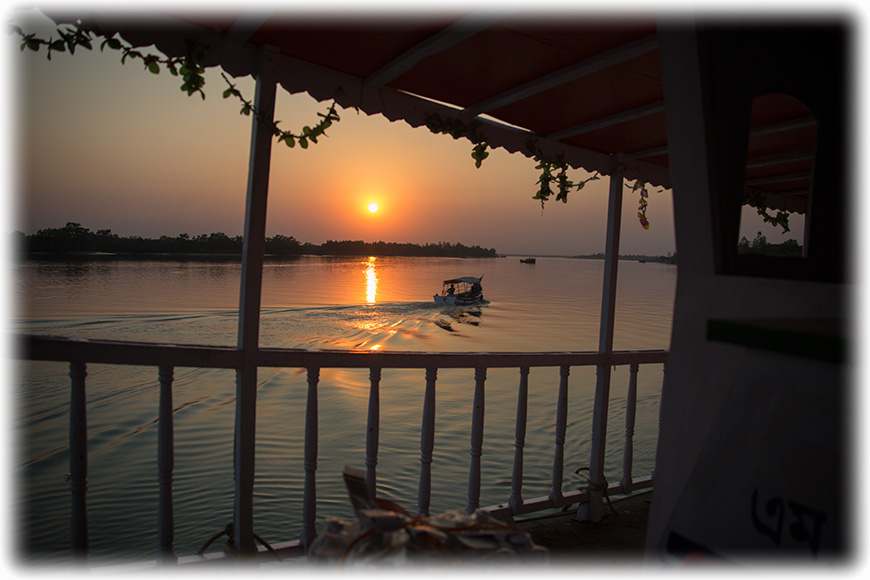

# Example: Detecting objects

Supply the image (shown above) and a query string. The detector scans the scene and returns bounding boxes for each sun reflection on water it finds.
[365,257,378,303]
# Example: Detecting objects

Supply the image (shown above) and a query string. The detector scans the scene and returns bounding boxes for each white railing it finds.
[19,333,667,564]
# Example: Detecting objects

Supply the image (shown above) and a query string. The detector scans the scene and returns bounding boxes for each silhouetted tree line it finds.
[15,222,498,258]
[737,231,802,257]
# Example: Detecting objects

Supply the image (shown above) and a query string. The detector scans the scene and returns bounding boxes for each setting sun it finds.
[368,203,379,213]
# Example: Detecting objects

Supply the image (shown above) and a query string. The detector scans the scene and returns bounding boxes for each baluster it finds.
[366,367,381,499]
[652,362,667,480]
[466,367,486,513]
[620,363,639,494]
[69,362,88,558]
[576,362,614,522]
[301,367,320,551]
[549,365,570,505]
[157,366,176,565]
[509,367,530,512]
[418,368,437,515]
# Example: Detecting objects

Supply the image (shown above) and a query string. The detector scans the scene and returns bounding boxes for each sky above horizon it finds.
[6,6,808,257]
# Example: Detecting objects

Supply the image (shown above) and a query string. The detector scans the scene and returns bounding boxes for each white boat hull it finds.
[433,292,483,306]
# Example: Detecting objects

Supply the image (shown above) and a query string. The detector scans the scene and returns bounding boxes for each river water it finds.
[12,255,676,564]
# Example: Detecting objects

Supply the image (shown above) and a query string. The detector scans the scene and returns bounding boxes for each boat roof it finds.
[443,277,481,285]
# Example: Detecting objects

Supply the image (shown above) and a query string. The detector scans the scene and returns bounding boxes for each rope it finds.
[575,467,618,516]
[196,521,281,561]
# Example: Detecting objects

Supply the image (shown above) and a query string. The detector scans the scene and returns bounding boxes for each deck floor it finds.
[515,490,652,564]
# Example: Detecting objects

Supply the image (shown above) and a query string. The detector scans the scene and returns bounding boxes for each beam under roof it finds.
[365,11,504,87]
[461,34,659,117]
[546,101,665,141]
[225,10,273,43]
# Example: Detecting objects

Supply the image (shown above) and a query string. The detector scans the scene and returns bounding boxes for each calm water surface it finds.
[13,255,675,564]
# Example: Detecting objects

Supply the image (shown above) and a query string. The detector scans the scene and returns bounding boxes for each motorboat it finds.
[520,257,536,264]
[434,276,484,305]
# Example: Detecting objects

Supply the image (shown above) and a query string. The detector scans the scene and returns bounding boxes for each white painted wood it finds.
[466,367,486,513]
[620,363,639,494]
[157,366,176,565]
[549,366,570,505]
[365,367,381,499]
[418,368,437,515]
[462,34,659,116]
[576,160,624,523]
[301,367,320,550]
[21,335,669,548]
[745,150,814,170]
[546,101,666,141]
[749,115,815,137]
[366,12,502,87]
[744,171,812,187]
[21,334,667,369]
[69,362,88,558]
[234,47,278,554]
[509,367,530,512]
[225,9,273,43]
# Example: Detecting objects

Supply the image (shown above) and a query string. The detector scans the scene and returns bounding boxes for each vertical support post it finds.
[366,367,381,499]
[157,366,176,565]
[301,367,320,551]
[466,367,486,513]
[69,362,88,559]
[549,366,570,505]
[652,362,667,480]
[509,367,530,512]
[234,47,277,553]
[620,363,640,494]
[418,368,437,515]
[577,159,625,522]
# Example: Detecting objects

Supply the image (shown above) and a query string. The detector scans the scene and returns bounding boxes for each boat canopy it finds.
[443,277,481,285]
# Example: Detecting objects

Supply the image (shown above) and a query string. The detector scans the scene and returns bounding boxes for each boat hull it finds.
[434,292,483,306]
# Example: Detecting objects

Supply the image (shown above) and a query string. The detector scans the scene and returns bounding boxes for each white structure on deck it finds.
[15,7,851,566]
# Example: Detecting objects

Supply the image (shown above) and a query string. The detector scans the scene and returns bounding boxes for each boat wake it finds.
[261,301,488,350]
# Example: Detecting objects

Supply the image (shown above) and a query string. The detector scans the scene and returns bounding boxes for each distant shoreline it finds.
[14,223,499,259]
[505,253,677,264]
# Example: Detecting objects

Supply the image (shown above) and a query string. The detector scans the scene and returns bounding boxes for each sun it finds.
[368,202,379,213]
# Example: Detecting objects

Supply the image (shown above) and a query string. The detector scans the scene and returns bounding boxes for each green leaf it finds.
[299,137,308,149]
[147,61,160,74]
[283,135,296,148]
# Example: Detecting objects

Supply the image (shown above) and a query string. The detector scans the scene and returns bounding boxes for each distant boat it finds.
[520,257,536,264]
[434,276,484,305]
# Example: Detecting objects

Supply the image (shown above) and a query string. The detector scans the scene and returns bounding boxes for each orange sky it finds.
[8,7,807,256]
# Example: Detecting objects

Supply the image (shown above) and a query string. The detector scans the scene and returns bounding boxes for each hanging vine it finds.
[743,187,791,233]
[425,114,669,229]
[425,114,490,168]
[525,141,601,208]
[11,19,340,147]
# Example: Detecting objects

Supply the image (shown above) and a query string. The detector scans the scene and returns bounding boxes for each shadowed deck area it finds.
[515,491,652,562]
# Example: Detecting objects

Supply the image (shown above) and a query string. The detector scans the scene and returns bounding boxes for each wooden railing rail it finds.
[17,333,667,564]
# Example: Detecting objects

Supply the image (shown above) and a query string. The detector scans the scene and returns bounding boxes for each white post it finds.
[620,363,639,494]
[549,365,570,505]
[509,367,530,512]
[466,367,486,513]
[69,362,88,558]
[301,367,320,550]
[418,368,437,515]
[366,367,381,499]
[157,365,176,565]
[577,158,624,522]
[233,47,277,553]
